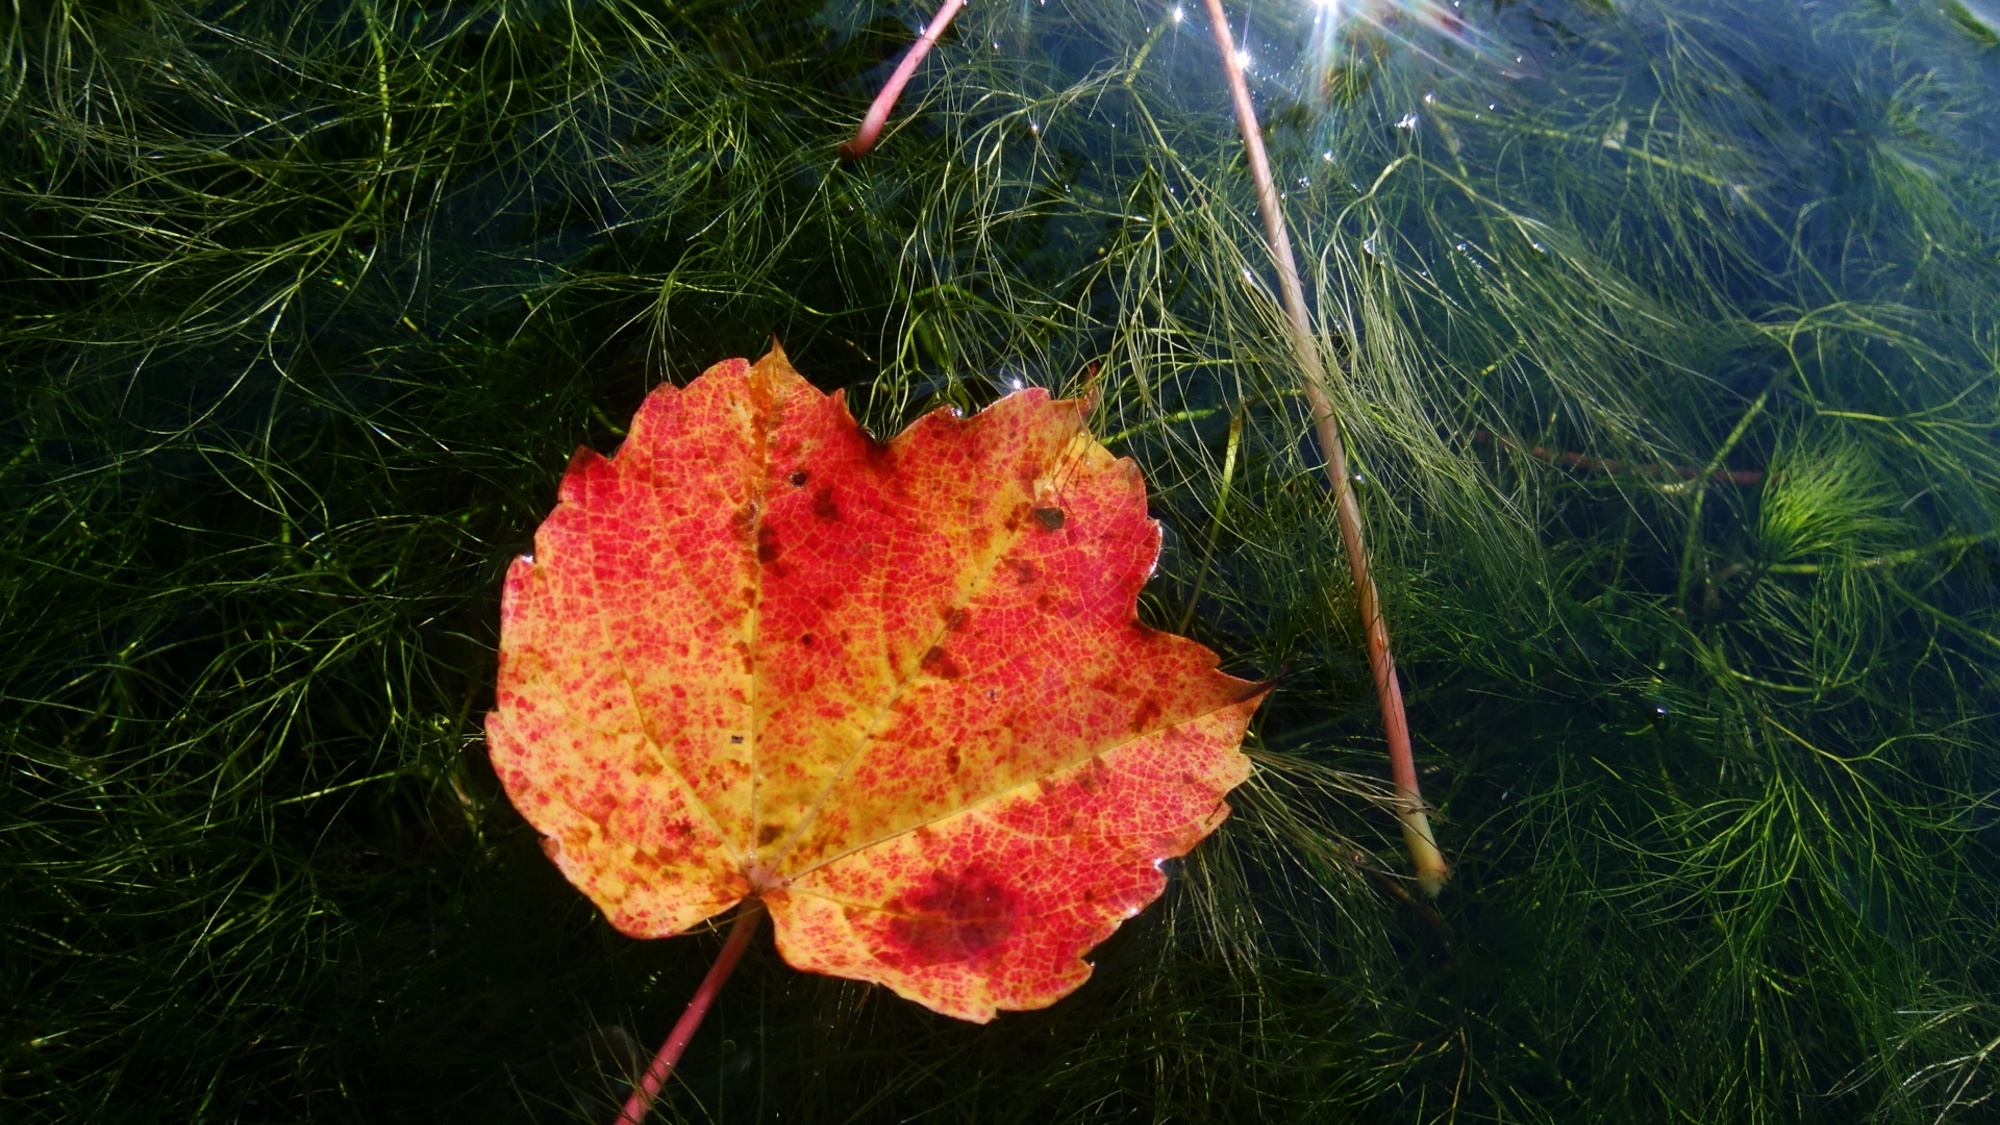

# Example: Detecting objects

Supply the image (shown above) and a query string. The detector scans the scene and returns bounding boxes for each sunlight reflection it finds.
[1303,0,1500,106]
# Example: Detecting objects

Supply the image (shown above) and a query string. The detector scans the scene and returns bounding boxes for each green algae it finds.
[3,1,1997,1121]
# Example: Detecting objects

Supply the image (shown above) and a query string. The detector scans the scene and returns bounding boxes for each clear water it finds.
[4,1,1997,1121]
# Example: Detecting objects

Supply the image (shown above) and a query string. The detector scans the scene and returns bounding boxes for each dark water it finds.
[3,1,1997,1121]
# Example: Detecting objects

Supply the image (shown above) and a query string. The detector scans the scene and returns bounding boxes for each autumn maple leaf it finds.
[487,345,1264,1027]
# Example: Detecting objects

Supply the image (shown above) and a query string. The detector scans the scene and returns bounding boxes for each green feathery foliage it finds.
[4,0,1997,1122]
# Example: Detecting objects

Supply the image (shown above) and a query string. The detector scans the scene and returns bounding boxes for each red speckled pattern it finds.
[487,345,1262,1022]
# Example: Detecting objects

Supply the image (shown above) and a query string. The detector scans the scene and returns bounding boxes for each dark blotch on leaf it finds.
[920,646,964,679]
[879,866,1020,968]
[1130,696,1163,732]
[1032,507,1066,530]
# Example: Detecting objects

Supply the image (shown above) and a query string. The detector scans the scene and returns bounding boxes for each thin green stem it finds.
[1179,403,1245,635]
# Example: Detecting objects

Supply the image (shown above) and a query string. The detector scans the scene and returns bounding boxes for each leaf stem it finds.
[838,0,966,160]
[614,900,767,1125]
[1200,0,1447,895]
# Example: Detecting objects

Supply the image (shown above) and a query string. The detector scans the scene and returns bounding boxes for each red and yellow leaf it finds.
[487,345,1263,1022]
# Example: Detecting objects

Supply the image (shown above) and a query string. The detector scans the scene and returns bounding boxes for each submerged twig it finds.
[616,901,766,1125]
[838,0,966,160]
[1473,428,1769,486]
[1200,0,1448,896]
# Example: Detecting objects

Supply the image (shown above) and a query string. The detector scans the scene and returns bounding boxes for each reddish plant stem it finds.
[614,900,767,1125]
[1200,0,1447,895]
[1473,428,1768,486]
[838,0,966,160]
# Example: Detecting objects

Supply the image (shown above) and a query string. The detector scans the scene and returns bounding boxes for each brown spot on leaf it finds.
[731,501,760,540]
[944,608,969,631]
[757,823,785,847]
[1008,558,1038,585]
[1130,696,1164,732]
[813,486,839,521]
[1032,507,1066,530]
[757,525,782,564]
[920,646,964,679]
[945,747,961,774]
[1075,759,1105,793]
[789,470,809,487]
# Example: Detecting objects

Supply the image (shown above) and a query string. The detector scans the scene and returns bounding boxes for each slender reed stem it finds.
[1200,0,1448,896]
[838,0,966,160]
[614,900,767,1125]
[1179,403,1245,635]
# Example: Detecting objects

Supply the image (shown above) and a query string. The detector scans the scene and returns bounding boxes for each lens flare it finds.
[1303,0,1502,108]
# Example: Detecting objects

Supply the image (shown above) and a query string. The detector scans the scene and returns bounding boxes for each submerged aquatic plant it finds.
[855,0,1451,895]
[4,0,1998,1122]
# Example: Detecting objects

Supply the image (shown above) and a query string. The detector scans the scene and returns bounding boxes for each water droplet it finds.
[1396,112,1420,130]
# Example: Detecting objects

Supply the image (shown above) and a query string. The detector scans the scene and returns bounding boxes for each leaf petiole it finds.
[838,0,966,159]
[615,899,767,1125]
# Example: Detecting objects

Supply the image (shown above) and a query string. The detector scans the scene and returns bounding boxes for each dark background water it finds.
[4,1,1998,1121]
